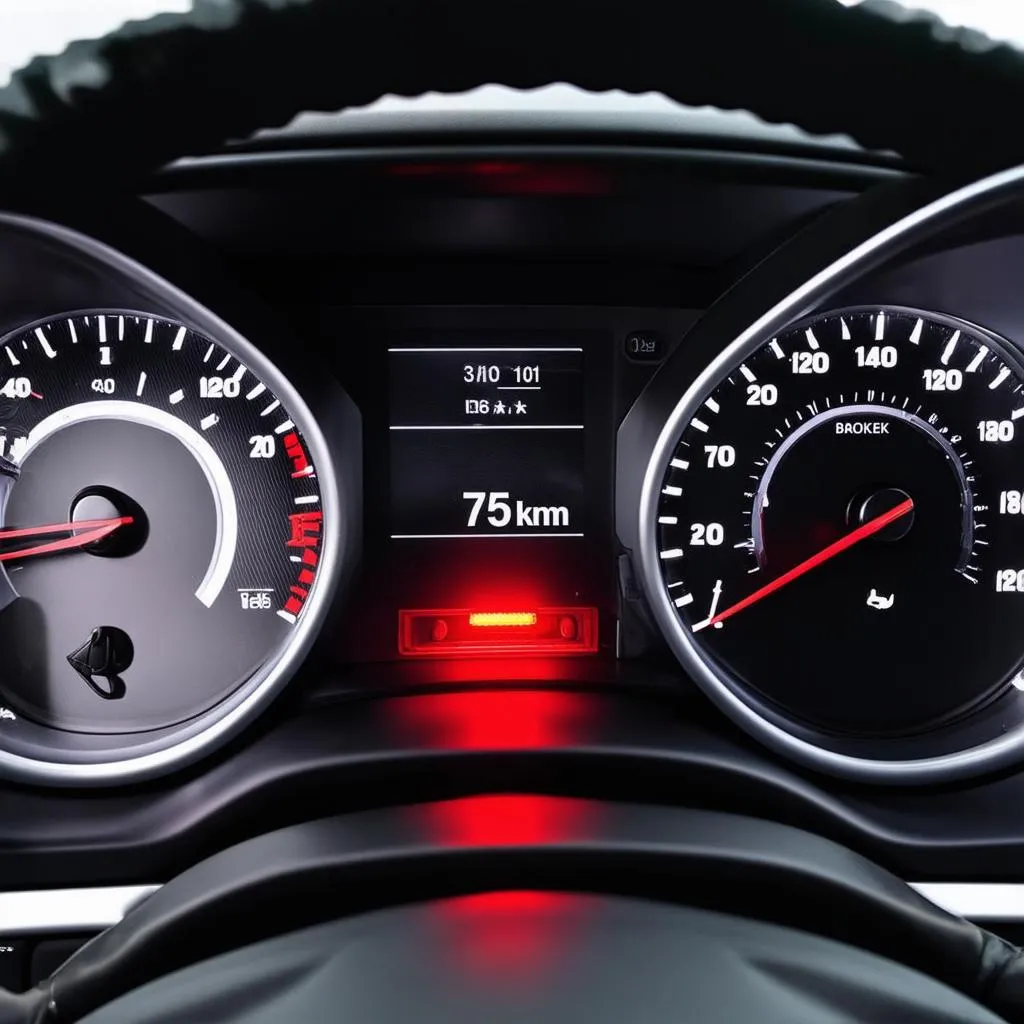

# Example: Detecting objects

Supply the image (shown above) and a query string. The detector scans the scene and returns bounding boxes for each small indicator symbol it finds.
[866,589,895,611]
[67,626,134,700]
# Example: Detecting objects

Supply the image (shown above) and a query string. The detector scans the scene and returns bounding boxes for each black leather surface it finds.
[0,0,1021,201]
[79,897,1008,1024]
[0,801,1019,1022]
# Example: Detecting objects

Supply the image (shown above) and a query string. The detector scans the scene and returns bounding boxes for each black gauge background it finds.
[0,311,322,735]
[655,307,1024,738]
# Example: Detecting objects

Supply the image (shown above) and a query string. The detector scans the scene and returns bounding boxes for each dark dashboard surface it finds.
[5,132,1024,896]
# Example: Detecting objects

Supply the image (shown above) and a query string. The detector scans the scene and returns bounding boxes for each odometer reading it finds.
[654,308,1024,736]
[389,346,585,539]
[0,312,326,735]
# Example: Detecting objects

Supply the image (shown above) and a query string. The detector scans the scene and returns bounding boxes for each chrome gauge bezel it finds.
[638,163,1024,784]
[0,213,354,786]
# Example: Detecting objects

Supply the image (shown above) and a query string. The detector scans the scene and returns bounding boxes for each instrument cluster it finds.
[6,162,1024,788]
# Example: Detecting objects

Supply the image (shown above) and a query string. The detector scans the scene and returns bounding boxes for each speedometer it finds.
[0,309,347,783]
[643,306,1024,776]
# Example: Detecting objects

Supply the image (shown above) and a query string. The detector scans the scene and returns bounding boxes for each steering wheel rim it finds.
[8,801,1022,1023]
[0,0,1022,200]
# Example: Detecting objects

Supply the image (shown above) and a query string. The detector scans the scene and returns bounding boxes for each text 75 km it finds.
[463,491,569,529]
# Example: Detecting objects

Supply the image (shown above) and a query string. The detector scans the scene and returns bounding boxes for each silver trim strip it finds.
[638,161,1024,784]
[0,885,159,936]
[0,882,1017,934]
[911,883,1024,922]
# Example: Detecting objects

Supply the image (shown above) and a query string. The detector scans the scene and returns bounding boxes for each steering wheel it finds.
[3,1,1024,1022]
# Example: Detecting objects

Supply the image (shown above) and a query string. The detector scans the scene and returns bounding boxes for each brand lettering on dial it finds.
[835,421,890,435]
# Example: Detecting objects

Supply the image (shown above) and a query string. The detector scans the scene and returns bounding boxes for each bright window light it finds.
[0,2,1018,100]
[839,1,1024,43]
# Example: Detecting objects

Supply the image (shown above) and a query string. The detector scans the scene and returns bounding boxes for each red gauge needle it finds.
[0,516,133,563]
[694,497,914,631]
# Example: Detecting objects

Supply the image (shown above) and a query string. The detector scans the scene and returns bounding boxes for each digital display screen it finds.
[389,347,585,538]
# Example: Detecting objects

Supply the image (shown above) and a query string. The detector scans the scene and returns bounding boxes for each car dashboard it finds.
[4,108,1024,989]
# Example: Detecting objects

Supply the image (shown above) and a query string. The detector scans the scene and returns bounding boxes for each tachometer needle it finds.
[0,516,133,563]
[692,498,913,631]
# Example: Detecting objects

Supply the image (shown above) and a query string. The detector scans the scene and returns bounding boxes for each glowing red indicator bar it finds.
[399,607,598,657]
[469,612,537,628]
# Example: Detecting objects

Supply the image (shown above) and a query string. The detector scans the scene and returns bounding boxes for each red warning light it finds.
[469,612,537,628]
[399,607,598,657]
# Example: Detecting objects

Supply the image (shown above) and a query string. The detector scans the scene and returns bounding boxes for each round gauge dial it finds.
[651,308,1024,739]
[0,311,329,737]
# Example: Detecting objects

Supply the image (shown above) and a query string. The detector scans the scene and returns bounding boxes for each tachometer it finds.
[643,307,1024,775]
[0,311,343,775]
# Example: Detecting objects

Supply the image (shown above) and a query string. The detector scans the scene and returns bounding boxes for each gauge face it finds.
[0,312,327,734]
[653,308,1024,737]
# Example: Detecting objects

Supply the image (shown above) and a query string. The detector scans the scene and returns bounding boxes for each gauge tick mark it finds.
[34,328,55,359]
[940,331,960,364]
[990,366,1011,390]
[967,346,988,373]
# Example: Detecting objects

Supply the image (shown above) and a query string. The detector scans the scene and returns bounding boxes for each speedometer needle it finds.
[693,497,914,632]
[0,516,133,563]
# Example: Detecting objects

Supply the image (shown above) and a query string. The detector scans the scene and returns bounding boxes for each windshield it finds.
[0,0,1019,98]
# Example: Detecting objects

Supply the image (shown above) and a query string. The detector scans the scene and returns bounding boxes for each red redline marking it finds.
[287,511,321,549]
[283,432,311,478]
[281,510,320,620]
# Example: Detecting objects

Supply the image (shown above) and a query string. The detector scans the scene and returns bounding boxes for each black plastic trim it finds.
[153,144,904,195]
[6,689,1024,889]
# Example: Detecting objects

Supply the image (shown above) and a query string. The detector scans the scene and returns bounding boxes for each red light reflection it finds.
[395,692,599,978]
[392,690,595,750]
[386,161,610,195]
[453,891,566,913]
[417,794,593,847]
[415,796,595,982]
[436,890,587,981]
